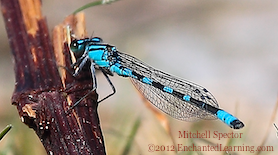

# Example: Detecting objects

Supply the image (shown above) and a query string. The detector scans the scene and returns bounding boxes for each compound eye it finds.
[71,39,77,46]
[70,39,84,53]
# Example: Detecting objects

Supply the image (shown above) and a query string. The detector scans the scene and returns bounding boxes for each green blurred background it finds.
[0,0,278,154]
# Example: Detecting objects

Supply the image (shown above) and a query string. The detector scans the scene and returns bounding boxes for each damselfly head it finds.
[70,39,86,54]
[70,37,103,54]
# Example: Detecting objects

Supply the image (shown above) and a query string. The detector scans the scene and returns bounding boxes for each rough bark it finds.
[0,0,105,154]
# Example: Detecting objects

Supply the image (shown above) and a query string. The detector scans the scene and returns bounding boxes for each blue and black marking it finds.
[70,37,244,129]
[103,61,244,129]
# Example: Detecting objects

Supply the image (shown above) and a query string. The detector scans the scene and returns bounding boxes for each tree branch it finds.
[0,0,105,154]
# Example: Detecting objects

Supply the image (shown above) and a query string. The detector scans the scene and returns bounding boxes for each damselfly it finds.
[69,37,244,129]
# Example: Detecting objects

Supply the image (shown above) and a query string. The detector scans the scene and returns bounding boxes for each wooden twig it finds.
[0,0,105,154]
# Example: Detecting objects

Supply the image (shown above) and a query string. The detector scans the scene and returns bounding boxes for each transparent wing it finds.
[117,51,218,121]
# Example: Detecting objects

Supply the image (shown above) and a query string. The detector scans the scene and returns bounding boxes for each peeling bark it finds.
[0,0,105,154]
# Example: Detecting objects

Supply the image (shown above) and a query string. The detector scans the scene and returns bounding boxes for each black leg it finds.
[66,67,116,114]
[66,88,96,113]
[97,67,116,103]
[57,65,75,78]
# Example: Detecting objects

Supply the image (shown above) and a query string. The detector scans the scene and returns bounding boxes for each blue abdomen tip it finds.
[217,110,238,125]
